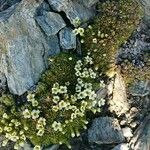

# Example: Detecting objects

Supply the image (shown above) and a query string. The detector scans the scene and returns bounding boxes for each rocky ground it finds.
[0,0,150,150]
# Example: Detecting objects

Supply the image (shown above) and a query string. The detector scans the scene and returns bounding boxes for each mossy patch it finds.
[121,53,150,85]
[35,52,78,97]
[82,0,143,74]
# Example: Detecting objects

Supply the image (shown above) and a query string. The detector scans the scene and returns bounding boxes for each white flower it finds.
[73,17,81,27]
[78,27,84,36]
[92,100,97,106]
[100,80,105,88]
[73,29,79,35]
[85,56,93,64]
[52,121,62,132]
[36,124,44,130]
[98,98,105,106]
[59,101,67,109]
[75,65,82,71]
[93,38,97,43]
[37,129,44,136]
[89,91,97,100]
[59,86,67,94]
[32,100,39,107]
[11,136,19,142]
[3,113,9,119]
[69,57,73,60]
[4,126,12,132]
[14,143,20,150]
[24,126,28,131]
[75,71,81,77]
[23,109,31,119]
[88,25,92,29]
[75,85,82,93]
[34,145,41,150]
[84,83,92,89]
[52,106,59,112]
[65,81,70,86]
[84,89,92,96]
[82,71,89,78]
[76,60,82,66]
[98,30,101,36]
[52,87,59,95]
[38,117,46,126]
[90,72,97,79]
[81,39,84,43]
[14,121,21,127]
[53,96,60,104]
[31,110,40,120]
[70,95,77,103]
[19,130,24,135]
[71,113,77,120]
[27,93,35,102]
[77,78,83,84]
[20,134,26,141]
[77,92,86,99]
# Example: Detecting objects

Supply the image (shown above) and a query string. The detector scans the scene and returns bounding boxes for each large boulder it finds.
[36,12,66,36]
[108,72,130,116]
[88,117,125,144]
[0,0,60,95]
[130,115,150,150]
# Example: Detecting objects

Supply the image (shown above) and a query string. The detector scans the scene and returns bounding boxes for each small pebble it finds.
[122,127,133,138]
[120,120,126,126]
[130,122,137,128]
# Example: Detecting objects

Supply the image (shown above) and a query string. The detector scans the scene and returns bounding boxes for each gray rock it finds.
[36,1,52,16]
[0,0,21,12]
[80,0,99,8]
[0,135,14,150]
[76,38,82,55]
[108,72,130,117]
[36,12,66,36]
[122,127,133,138]
[0,0,59,95]
[47,0,96,26]
[88,117,125,144]
[59,27,76,50]
[112,144,129,150]
[47,35,60,56]
[0,3,18,22]
[129,114,150,150]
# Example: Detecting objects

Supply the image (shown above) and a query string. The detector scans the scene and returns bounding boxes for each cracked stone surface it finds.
[0,0,51,95]
[88,117,125,144]
[47,0,96,26]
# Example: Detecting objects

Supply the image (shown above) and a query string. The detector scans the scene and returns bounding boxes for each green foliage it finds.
[35,53,77,97]
[121,55,150,85]
[0,53,105,150]
[25,53,104,148]
[0,94,15,107]
[82,0,143,74]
